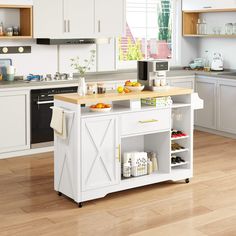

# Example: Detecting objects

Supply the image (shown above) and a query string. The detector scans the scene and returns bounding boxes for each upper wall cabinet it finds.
[94,0,125,37]
[182,0,236,11]
[0,0,32,5]
[34,0,126,39]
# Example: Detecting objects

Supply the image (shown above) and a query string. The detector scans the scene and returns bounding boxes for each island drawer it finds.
[120,109,171,136]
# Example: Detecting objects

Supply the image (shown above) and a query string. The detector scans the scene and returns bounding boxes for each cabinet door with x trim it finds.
[81,115,120,191]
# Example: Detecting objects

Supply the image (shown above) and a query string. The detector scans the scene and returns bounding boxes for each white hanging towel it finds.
[50,107,67,139]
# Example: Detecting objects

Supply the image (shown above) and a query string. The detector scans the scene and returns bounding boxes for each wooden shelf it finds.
[0,5,33,39]
[182,9,236,37]
[0,36,32,39]
[183,34,236,38]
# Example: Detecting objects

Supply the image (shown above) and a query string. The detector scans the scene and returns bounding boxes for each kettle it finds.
[211,53,224,71]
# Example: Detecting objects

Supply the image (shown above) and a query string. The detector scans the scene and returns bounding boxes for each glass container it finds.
[225,23,233,35]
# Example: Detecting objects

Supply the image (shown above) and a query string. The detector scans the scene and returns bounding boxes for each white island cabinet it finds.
[53,88,203,207]
[0,90,30,155]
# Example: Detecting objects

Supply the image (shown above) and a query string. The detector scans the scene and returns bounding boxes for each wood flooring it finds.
[0,131,236,236]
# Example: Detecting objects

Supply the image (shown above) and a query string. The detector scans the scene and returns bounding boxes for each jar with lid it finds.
[97,83,106,94]
[87,83,96,95]
[123,163,131,178]
[6,27,13,36]
[13,26,19,36]
[225,23,233,35]
[233,23,236,35]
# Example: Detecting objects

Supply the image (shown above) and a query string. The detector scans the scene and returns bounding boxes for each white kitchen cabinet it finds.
[168,77,195,90]
[34,0,125,38]
[63,0,94,38]
[34,0,94,38]
[0,0,32,4]
[195,77,217,129]
[0,90,30,154]
[182,0,236,11]
[94,0,125,37]
[217,80,236,134]
[81,116,119,191]
[34,0,63,38]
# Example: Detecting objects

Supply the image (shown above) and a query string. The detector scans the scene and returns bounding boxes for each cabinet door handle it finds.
[67,20,70,33]
[138,119,159,124]
[64,20,67,33]
[203,6,212,9]
[98,20,101,33]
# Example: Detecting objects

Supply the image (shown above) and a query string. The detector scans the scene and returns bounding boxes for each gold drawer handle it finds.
[116,144,121,162]
[138,119,159,124]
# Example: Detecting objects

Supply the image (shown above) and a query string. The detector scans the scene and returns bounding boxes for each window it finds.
[117,0,175,69]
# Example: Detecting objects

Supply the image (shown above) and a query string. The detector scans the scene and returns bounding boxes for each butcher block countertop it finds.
[54,87,193,104]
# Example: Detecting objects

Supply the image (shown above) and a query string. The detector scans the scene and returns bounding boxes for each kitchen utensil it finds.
[124,85,144,92]
[89,107,112,113]
[6,65,16,81]
[225,23,233,35]
[0,59,12,81]
[97,83,106,94]
[211,53,224,71]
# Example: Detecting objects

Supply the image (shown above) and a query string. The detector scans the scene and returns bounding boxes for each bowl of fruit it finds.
[90,103,112,112]
[124,80,144,92]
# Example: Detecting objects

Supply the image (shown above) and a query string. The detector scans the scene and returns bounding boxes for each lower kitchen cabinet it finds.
[217,80,236,134]
[0,90,30,154]
[195,77,217,129]
[81,116,120,191]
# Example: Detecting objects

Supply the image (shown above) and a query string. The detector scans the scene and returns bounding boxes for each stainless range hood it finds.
[36,38,96,45]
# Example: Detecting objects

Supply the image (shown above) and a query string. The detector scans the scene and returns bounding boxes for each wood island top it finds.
[54,87,193,104]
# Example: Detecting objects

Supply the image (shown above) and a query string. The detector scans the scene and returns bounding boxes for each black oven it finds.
[31,87,77,144]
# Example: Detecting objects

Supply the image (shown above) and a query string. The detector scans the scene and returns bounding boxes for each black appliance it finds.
[36,38,96,45]
[31,87,77,144]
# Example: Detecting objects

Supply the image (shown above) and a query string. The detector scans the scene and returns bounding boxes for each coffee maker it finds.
[138,60,169,91]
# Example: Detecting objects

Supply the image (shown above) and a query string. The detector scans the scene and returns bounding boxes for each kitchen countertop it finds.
[55,87,193,104]
[1,69,236,91]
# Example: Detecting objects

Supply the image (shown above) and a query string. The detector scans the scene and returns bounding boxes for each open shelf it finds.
[171,161,189,168]
[0,5,33,39]
[172,103,191,108]
[171,135,189,141]
[171,148,189,154]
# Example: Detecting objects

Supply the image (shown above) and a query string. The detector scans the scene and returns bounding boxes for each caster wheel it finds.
[58,192,62,196]
[185,178,190,184]
[78,202,83,208]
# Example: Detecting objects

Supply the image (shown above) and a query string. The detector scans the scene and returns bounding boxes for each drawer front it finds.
[120,109,171,136]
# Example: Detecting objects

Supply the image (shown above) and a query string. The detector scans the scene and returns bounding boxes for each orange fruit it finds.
[124,88,131,93]
[96,103,103,109]
[90,105,96,109]
[104,104,111,108]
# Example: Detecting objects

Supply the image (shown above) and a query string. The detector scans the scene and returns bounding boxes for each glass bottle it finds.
[201,19,207,35]
[204,50,210,72]
[196,19,202,35]
[0,22,3,36]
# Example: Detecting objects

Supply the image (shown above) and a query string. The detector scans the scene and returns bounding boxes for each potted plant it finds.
[70,49,96,96]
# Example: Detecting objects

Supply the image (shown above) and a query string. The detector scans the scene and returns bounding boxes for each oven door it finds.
[31,98,54,144]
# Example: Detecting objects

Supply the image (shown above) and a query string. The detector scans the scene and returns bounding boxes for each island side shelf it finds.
[53,88,197,206]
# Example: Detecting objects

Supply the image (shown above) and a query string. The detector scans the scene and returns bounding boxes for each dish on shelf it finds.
[89,103,112,112]
[124,85,145,92]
